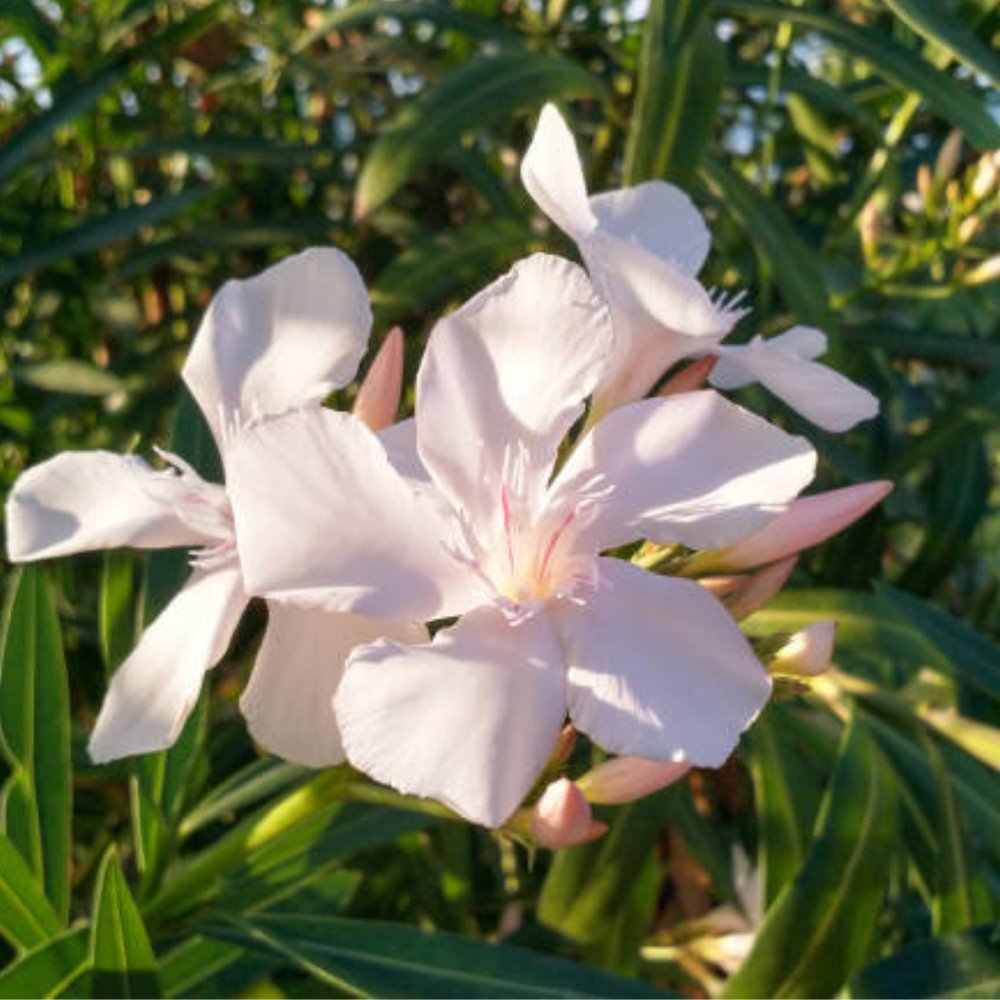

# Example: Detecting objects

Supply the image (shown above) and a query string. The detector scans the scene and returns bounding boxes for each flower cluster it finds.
[4,105,889,844]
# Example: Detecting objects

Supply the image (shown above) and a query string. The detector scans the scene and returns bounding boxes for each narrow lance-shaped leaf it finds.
[721,713,897,999]
[200,913,671,998]
[0,927,90,999]
[0,566,72,921]
[624,0,725,188]
[0,829,61,953]
[89,848,161,999]
[355,51,608,217]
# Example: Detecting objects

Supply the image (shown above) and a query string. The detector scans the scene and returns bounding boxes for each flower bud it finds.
[577,756,689,806]
[353,326,404,432]
[769,620,836,676]
[971,155,998,200]
[658,356,717,397]
[690,481,892,573]
[530,778,607,848]
[725,556,797,621]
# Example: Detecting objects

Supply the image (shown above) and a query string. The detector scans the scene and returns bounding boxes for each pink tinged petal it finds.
[577,756,690,806]
[520,104,597,241]
[226,408,483,621]
[353,326,404,433]
[723,555,798,622]
[336,606,567,828]
[555,559,771,767]
[552,391,816,553]
[241,605,427,768]
[704,481,893,571]
[182,247,371,447]
[710,329,879,433]
[416,254,613,529]
[6,451,212,562]
[770,620,836,677]
[588,181,711,277]
[89,565,246,763]
[530,778,606,849]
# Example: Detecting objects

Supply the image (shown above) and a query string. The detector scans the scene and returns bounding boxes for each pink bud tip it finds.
[577,756,690,806]
[771,620,836,676]
[353,326,404,432]
[725,555,798,622]
[658,356,718,397]
[712,480,892,571]
[530,778,604,848]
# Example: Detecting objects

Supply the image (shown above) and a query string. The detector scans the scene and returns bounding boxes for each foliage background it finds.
[0,0,998,996]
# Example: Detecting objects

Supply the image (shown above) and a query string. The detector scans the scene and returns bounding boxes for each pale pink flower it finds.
[353,326,404,432]
[521,104,879,432]
[719,556,799,622]
[226,254,818,826]
[6,249,425,764]
[530,778,607,848]
[577,757,689,806]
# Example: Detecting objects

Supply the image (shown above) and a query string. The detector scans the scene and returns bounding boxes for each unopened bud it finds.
[957,216,982,244]
[691,481,892,573]
[530,778,607,848]
[769,620,836,677]
[353,326,404,432]
[577,756,689,806]
[659,356,717,397]
[725,556,798,621]
[934,130,963,183]
[917,164,934,204]
[963,254,1000,287]
[971,155,998,200]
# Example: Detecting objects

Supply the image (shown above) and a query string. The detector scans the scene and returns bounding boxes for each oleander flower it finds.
[521,103,879,432]
[226,254,818,827]
[5,248,424,765]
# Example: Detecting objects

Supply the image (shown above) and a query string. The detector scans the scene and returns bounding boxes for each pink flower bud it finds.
[700,481,892,572]
[576,756,689,806]
[353,326,404,432]
[770,620,836,676]
[530,778,607,848]
[658,356,717,397]
[725,555,798,622]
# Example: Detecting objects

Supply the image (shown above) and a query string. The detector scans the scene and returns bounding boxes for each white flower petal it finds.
[551,390,816,552]
[6,451,210,562]
[89,565,246,763]
[336,606,566,827]
[556,559,770,766]
[417,253,613,531]
[589,181,711,277]
[241,605,427,768]
[520,104,597,240]
[226,408,484,621]
[710,336,879,433]
[182,248,371,447]
[582,230,738,409]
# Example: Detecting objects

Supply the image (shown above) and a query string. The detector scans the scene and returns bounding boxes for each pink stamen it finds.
[500,483,515,575]
[537,506,577,587]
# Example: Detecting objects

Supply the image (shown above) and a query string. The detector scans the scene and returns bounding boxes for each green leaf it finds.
[355,51,608,217]
[721,715,896,998]
[711,0,1000,148]
[0,66,122,187]
[0,566,72,921]
[0,829,61,952]
[746,707,822,908]
[99,551,137,676]
[538,789,670,944]
[699,157,835,330]
[0,928,89,999]
[201,913,671,998]
[372,219,533,325]
[89,848,161,999]
[848,924,1000,999]
[880,0,1000,84]
[876,584,1000,700]
[13,360,127,397]
[0,189,208,289]
[624,0,725,187]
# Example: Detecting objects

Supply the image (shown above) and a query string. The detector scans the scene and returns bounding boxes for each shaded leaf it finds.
[0,928,89,999]
[0,829,61,952]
